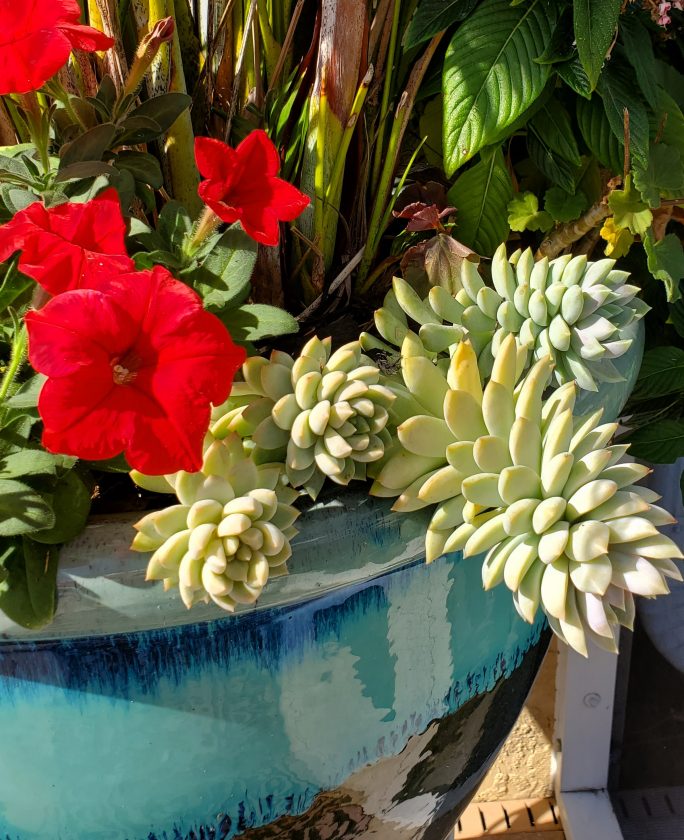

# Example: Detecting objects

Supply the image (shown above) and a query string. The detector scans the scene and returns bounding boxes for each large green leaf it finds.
[644,231,684,303]
[403,0,479,49]
[529,99,582,167]
[620,15,660,104]
[597,62,649,170]
[624,419,684,463]
[32,471,91,545]
[185,224,257,313]
[442,0,556,176]
[633,143,684,208]
[656,89,684,161]
[0,479,54,537]
[573,0,622,91]
[631,347,684,401]
[447,148,514,256]
[221,304,299,342]
[576,95,624,174]
[0,538,59,629]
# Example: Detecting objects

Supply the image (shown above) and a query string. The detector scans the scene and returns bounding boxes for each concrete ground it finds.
[474,640,558,802]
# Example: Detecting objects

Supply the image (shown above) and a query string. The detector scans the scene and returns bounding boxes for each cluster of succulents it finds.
[370,333,682,655]
[131,434,299,612]
[208,336,395,499]
[365,245,648,390]
[128,245,682,657]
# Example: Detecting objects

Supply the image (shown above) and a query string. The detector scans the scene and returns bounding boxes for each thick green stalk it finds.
[131,0,200,213]
[322,65,373,237]
[298,0,367,288]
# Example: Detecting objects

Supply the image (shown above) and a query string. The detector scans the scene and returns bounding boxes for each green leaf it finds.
[608,176,652,236]
[0,538,59,629]
[644,231,684,303]
[527,130,579,193]
[0,186,38,215]
[220,304,299,342]
[186,224,257,312]
[59,123,117,168]
[55,161,116,182]
[556,51,593,99]
[620,15,660,104]
[127,93,192,136]
[507,192,553,232]
[633,143,684,208]
[536,8,574,65]
[447,148,514,256]
[403,0,478,48]
[132,250,180,271]
[654,61,684,112]
[0,449,56,479]
[116,115,163,146]
[158,200,193,251]
[656,89,684,162]
[529,99,582,166]
[442,0,556,175]
[631,346,684,401]
[573,0,622,91]
[623,419,684,463]
[114,151,163,189]
[544,186,588,222]
[0,479,54,536]
[31,471,91,545]
[576,95,624,173]
[597,62,649,170]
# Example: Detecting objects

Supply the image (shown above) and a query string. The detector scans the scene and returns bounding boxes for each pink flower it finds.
[195,131,310,246]
[25,266,246,474]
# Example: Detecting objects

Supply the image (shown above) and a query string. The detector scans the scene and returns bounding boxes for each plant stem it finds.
[0,325,27,406]
[370,0,400,191]
[186,207,222,255]
[356,32,443,291]
[535,202,611,260]
[18,94,49,173]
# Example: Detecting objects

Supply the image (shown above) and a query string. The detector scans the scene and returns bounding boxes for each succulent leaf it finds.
[132,434,300,613]
[371,245,648,391]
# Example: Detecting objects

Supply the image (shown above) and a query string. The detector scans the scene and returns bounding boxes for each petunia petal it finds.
[239,206,280,247]
[195,137,236,182]
[39,374,134,460]
[0,191,133,294]
[59,22,114,52]
[26,289,139,376]
[265,176,311,221]
[235,129,281,177]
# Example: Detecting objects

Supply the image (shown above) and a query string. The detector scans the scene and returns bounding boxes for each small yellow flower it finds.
[600,217,635,259]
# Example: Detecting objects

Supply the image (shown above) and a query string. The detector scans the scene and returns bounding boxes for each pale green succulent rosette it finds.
[364,244,648,390]
[209,336,395,499]
[130,434,299,612]
[371,334,682,656]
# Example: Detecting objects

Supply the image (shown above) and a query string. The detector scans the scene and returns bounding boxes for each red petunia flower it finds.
[0,190,134,296]
[195,131,310,246]
[25,266,246,474]
[0,0,114,95]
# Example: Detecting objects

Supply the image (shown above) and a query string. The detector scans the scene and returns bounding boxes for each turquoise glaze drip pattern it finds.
[0,516,543,839]
[0,326,643,839]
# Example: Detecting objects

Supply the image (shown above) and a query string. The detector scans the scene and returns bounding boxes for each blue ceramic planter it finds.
[0,324,644,840]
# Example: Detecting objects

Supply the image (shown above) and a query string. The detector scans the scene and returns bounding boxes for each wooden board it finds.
[455,797,564,838]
